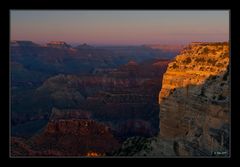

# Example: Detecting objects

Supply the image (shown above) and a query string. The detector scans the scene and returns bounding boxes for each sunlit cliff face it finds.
[158,42,230,156]
[159,42,229,103]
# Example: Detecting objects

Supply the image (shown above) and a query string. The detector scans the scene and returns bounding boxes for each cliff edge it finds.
[159,42,230,156]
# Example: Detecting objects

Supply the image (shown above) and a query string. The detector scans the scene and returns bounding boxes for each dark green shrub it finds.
[218,94,226,100]
[216,63,224,67]
[183,57,192,64]
[202,47,209,54]
[170,88,176,95]
[207,75,218,82]
[199,87,207,97]
[211,76,217,80]
[217,46,223,51]
[207,59,217,66]
[195,57,205,63]
[210,68,215,72]
[212,49,217,55]
[223,66,229,81]
[220,52,228,59]
[172,63,179,69]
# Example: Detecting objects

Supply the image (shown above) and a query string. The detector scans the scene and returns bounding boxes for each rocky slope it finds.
[158,42,230,156]
[11,58,170,156]
[32,120,120,156]
[109,136,175,156]
[46,41,72,49]
[112,42,230,156]
[11,41,174,76]
[11,108,120,156]
[11,42,230,157]
[33,59,170,139]
[10,41,172,129]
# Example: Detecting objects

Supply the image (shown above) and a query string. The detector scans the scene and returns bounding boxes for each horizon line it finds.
[10,39,229,47]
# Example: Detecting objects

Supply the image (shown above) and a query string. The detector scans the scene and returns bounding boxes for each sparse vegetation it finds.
[172,63,179,69]
[216,63,224,68]
[170,88,176,95]
[195,57,206,63]
[210,68,215,72]
[199,87,207,98]
[218,94,226,101]
[111,137,152,156]
[211,75,217,80]
[217,46,223,51]
[207,75,219,82]
[202,47,209,54]
[211,101,218,105]
[211,49,217,55]
[207,59,217,66]
[220,52,228,59]
[183,57,192,64]
[223,66,229,81]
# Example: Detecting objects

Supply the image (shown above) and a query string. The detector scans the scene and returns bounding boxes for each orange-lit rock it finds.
[47,41,71,49]
[30,118,120,156]
[159,42,230,156]
[86,151,103,157]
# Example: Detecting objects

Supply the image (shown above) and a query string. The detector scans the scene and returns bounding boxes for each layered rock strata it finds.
[159,42,230,156]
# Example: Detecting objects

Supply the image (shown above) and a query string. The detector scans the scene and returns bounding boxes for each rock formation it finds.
[10,40,39,47]
[31,119,120,156]
[144,44,185,53]
[11,58,170,156]
[47,41,71,49]
[112,42,230,157]
[159,42,230,156]
[110,136,175,156]
[33,61,166,140]
[11,107,120,156]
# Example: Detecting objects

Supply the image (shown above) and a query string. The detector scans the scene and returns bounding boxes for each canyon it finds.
[159,42,230,156]
[112,42,230,156]
[10,41,230,157]
[11,41,171,156]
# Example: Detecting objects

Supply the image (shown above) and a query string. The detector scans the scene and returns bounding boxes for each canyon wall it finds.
[159,42,230,156]
[11,58,170,156]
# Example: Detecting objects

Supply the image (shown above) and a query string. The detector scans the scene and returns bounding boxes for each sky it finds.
[10,10,229,46]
